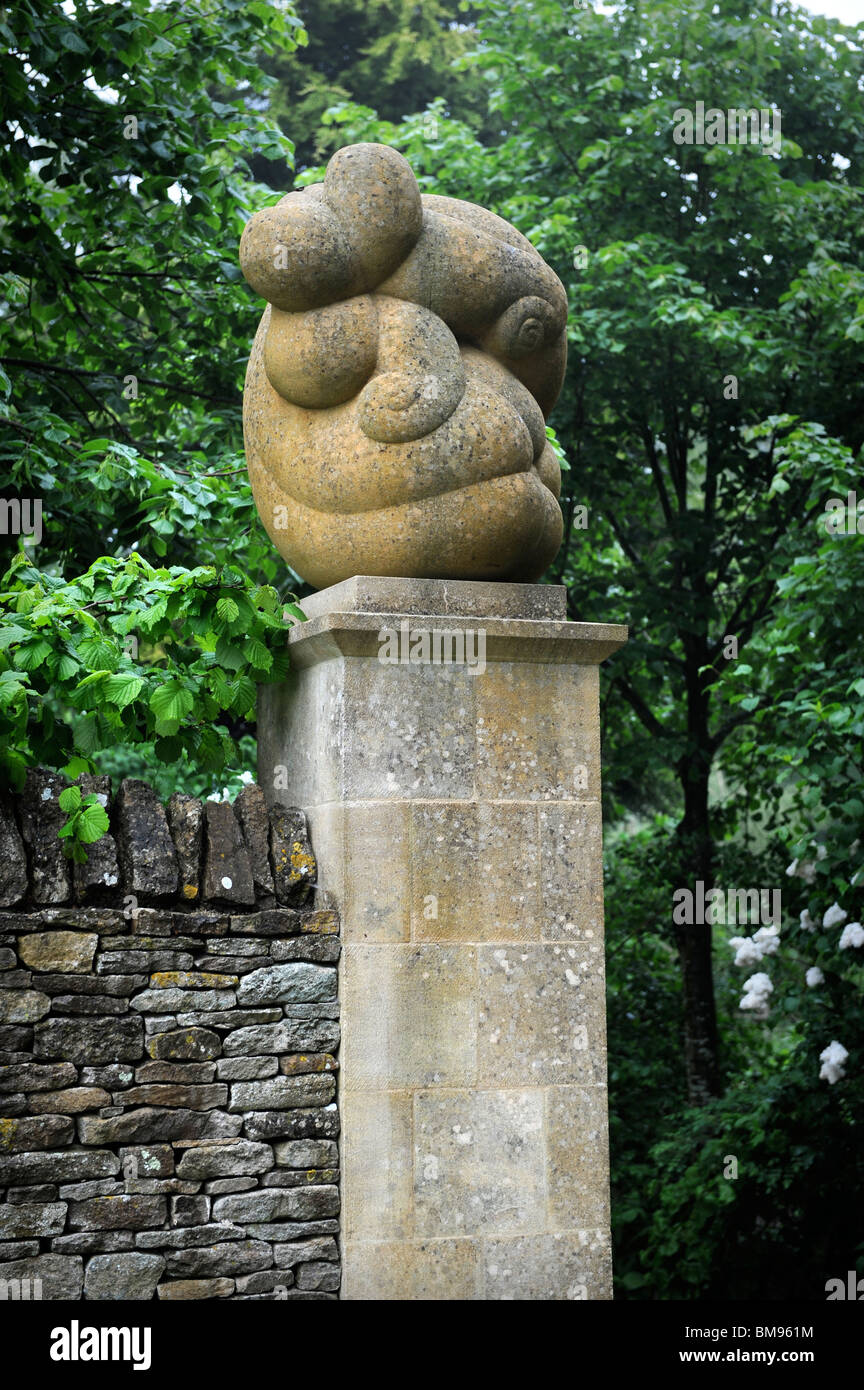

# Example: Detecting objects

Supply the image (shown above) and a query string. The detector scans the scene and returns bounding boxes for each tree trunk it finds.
[674,669,722,1104]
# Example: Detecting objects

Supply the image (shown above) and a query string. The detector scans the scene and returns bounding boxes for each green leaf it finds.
[103,673,145,708]
[149,681,194,723]
[58,785,82,813]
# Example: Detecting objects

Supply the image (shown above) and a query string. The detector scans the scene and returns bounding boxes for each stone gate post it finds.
[258,575,627,1300]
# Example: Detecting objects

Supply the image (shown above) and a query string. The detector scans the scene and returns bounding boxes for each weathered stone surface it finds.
[272,936,340,963]
[229,1075,334,1113]
[115,779,179,900]
[84,1251,165,1299]
[176,1141,274,1181]
[170,1194,209,1227]
[0,1024,31,1053]
[235,1269,294,1295]
[0,969,32,987]
[0,795,28,908]
[116,1083,227,1110]
[73,776,120,904]
[0,1240,39,1259]
[204,1177,257,1195]
[81,1064,135,1088]
[0,989,50,1023]
[243,1107,339,1143]
[233,784,275,903]
[273,1236,338,1267]
[0,1254,83,1299]
[167,793,204,905]
[279,1053,338,1076]
[135,1222,245,1250]
[34,1016,143,1065]
[245,1219,338,1241]
[78,1108,242,1146]
[0,1201,67,1238]
[239,145,567,587]
[176,1009,280,1030]
[157,1277,234,1299]
[40,972,146,996]
[262,1169,339,1188]
[50,995,128,1016]
[52,1230,133,1253]
[146,1027,221,1061]
[295,1260,340,1291]
[0,948,16,969]
[216,1056,278,1082]
[150,970,238,990]
[119,1144,174,1178]
[202,801,255,908]
[213,1186,338,1224]
[18,768,71,904]
[0,1113,74,1152]
[59,1179,124,1201]
[236,961,336,1007]
[0,1149,119,1186]
[68,1195,167,1231]
[7,1182,58,1203]
[165,1239,272,1278]
[229,909,303,936]
[134,1061,216,1084]
[269,806,316,906]
[223,1018,340,1056]
[98,950,193,974]
[131,988,236,1014]
[29,1087,111,1114]
[0,1061,77,1093]
[274,1139,338,1169]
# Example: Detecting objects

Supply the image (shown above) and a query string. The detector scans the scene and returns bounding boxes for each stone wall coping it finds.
[286,610,629,669]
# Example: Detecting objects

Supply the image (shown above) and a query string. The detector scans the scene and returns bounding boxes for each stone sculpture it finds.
[240,142,568,589]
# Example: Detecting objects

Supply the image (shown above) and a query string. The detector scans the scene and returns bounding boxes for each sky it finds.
[798,0,863,21]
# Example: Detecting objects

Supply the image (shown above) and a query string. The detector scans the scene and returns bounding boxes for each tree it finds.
[316,0,864,1103]
[0,0,308,821]
[249,0,494,177]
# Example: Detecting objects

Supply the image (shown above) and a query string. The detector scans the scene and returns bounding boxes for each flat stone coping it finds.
[286,612,628,669]
[299,576,569,622]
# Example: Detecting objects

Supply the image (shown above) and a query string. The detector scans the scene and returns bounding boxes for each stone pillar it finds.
[258,577,627,1301]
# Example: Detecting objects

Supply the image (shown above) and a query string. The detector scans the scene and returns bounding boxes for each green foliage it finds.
[0,543,302,792]
[0,0,308,807]
[250,0,493,176]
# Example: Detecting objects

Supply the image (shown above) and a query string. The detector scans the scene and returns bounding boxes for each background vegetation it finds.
[2,0,862,1298]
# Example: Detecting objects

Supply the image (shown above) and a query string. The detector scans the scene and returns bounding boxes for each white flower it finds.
[740,971,773,1015]
[838,922,864,951]
[823,902,848,929]
[816,843,827,861]
[805,967,824,987]
[240,770,254,784]
[729,925,780,968]
[785,859,798,878]
[729,936,763,968]
[800,860,817,885]
[800,910,816,932]
[819,1040,848,1085]
[753,925,780,956]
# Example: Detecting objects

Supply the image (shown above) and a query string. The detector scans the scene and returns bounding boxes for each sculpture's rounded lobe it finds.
[239,142,569,588]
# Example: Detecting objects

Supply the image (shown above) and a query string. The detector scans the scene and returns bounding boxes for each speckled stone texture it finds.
[0,780,340,1301]
[239,143,568,589]
[259,576,627,1300]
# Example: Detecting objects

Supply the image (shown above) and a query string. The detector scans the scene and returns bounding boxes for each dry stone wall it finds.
[0,771,340,1300]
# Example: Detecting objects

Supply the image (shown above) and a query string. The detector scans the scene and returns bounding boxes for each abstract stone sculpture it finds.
[240,142,568,589]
